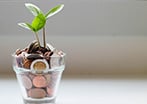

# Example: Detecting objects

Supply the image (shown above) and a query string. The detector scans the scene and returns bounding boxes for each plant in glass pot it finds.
[12,3,65,104]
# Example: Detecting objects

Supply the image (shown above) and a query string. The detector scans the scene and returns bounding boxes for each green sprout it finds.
[18,3,64,48]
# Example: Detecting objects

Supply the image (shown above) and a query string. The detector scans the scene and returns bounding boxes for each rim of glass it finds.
[13,65,65,74]
[12,52,66,73]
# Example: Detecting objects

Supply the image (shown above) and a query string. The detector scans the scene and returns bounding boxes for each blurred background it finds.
[0,0,147,77]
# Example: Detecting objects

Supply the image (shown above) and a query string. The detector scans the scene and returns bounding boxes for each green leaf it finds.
[18,23,34,31]
[25,23,35,31]
[31,13,46,32]
[25,3,43,16]
[45,4,64,19]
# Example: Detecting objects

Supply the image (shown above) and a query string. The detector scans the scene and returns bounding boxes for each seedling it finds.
[18,3,64,48]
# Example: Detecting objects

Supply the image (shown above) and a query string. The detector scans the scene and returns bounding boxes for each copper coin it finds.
[23,59,32,69]
[32,75,47,88]
[44,52,51,60]
[47,87,54,96]
[28,40,39,54]
[28,88,46,98]
[15,49,22,56]
[22,75,32,89]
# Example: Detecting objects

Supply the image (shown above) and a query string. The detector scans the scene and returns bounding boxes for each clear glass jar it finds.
[12,53,65,104]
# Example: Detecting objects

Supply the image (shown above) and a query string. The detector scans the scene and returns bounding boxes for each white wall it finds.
[0,0,147,75]
[0,0,147,36]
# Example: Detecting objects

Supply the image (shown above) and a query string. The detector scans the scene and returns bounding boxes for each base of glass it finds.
[23,98,56,104]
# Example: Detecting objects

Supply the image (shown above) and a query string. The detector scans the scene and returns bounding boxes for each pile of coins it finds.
[19,72,59,98]
[14,41,64,72]
[14,41,65,99]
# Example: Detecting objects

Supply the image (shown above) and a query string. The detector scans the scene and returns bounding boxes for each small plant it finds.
[18,3,64,48]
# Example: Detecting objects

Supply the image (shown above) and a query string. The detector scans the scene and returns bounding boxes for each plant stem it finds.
[34,32,41,48]
[43,27,46,48]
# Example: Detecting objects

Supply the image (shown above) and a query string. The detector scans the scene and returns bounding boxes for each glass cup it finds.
[12,53,65,104]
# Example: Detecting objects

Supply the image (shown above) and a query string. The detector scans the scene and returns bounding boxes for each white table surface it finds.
[0,76,147,104]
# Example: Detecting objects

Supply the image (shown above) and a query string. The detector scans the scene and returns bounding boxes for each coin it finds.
[47,87,54,96]
[28,88,46,98]
[32,75,47,88]
[22,75,32,89]
[31,59,49,71]
[15,48,22,55]
[23,59,32,69]
[27,54,43,60]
